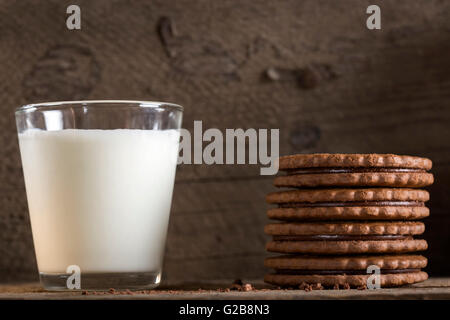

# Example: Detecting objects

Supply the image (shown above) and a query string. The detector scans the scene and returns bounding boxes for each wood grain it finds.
[0,0,449,283]
[1,278,450,300]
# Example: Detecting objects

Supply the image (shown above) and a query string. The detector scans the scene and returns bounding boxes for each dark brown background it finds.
[0,0,449,283]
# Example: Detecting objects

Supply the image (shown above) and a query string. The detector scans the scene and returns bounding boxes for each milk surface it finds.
[18,129,180,274]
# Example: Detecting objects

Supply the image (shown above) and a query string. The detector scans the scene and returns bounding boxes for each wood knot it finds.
[23,45,101,101]
[264,63,337,89]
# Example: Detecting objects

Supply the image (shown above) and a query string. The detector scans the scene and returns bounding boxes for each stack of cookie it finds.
[264,154,433,288]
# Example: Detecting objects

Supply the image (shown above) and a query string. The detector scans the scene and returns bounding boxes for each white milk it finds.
[18,129,180,274]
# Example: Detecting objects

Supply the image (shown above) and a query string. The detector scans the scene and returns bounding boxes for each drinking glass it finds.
[15,100,182,290]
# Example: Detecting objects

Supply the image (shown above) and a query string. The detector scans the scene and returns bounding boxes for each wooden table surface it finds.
[1,278,450,300]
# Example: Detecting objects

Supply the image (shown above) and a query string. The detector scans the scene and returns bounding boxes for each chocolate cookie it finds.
[265,221,426,255]
[278,154,432,170]
[266,239,427,255]
[266,188,429,221]
[275,154,433,188]
[264,154,433,289]
[264,255,428,288]
[266,188,429,204]
[268,206,429,221]
[265,254,427,270]
[264,271,428,288]
[265,221,425,236]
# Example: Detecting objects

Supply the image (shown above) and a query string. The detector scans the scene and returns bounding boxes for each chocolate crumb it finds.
[357,285,367,290]
[242,283,253,292]
[311,283,323,290]
[298,282,307,290]
[298,282,312,291]
[230,284,241,291]
[229,279,254,292]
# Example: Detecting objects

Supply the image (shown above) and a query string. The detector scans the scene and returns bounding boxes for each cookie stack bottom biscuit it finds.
[264,154,433,288]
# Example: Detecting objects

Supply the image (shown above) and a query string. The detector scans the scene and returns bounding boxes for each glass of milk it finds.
[15,101,182,290]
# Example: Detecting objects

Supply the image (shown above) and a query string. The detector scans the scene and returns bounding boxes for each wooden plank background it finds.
[0,0,449,283]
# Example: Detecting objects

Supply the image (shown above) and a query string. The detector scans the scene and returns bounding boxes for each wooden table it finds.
[1,278,449,300]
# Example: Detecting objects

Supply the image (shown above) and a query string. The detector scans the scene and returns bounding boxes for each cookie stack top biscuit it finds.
[275,153,433,188]
[264,154,433,289]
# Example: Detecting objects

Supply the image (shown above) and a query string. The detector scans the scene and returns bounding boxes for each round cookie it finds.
[265,221,426,254]
[264,221,425,236]
[275,154,433,188]
[266,188,430,204]
[264,255,427,270]
[274,171,434,188]
[278,154,432,170]
[266,188,429,221]
[264,271,428,288]
[264,255,428,288]
[266,239,428,255]
[267,206,429,221]
[264,154,433,288]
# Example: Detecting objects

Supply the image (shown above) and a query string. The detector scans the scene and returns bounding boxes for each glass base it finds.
[39,271,161,291]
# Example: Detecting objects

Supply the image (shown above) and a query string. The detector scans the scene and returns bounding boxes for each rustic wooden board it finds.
[0,0,449,283]
[1,278,450,300]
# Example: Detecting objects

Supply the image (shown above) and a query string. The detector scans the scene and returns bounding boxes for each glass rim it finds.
[15,100,183,114]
